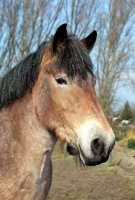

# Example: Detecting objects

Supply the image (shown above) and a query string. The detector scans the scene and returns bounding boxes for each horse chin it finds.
[67,144,79,156]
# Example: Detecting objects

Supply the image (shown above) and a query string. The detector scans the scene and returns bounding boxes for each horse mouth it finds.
[67,144,109,166]
[79,145,109,166]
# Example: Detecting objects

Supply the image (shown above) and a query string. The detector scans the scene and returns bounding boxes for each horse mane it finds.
[0,34,94,110]
[0,41,47,110]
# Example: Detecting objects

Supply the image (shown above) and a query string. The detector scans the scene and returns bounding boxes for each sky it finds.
[117,70,135,109]
[118,87,135,108]
[114,87,135,111]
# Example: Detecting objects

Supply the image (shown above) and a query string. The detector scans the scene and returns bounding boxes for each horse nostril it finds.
[91,138,104,155]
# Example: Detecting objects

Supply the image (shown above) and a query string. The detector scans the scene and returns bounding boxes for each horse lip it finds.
[79,145,109,166]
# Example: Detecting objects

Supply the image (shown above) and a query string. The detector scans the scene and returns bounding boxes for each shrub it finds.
[115,135,124,141]
[127,139,135,149]
[118,128,135,147]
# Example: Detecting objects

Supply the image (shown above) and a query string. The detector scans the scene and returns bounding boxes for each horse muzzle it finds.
[78,137,115,166]
[67,120,115,166]
[67,139,115,166]
[79,144,111,166]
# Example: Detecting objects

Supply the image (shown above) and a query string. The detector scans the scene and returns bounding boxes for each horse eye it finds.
[55,78,67,85]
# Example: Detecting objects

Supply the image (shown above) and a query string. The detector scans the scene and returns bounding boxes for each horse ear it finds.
[81,30,97,53]
[52,23,68,54]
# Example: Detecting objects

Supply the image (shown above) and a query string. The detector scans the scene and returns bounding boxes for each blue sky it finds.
[111,82,135,112]
[118,87,135,108]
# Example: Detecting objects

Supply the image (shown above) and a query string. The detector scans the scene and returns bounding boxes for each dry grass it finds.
[48,143,135,200]
[118,128,135,146]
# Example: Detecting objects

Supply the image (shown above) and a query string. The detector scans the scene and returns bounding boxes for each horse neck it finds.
[0,92,57,199]
[0,91,57,171]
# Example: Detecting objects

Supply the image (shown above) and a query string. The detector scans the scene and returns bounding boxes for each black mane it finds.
[0,34,94,110]
[0,41,47,110]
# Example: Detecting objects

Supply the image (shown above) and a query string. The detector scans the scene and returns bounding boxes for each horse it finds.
[0,24,115,200]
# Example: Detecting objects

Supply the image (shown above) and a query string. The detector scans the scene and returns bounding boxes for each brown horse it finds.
[0,24,115,200]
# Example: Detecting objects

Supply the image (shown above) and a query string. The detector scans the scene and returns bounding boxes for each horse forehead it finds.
[71,72,95,86]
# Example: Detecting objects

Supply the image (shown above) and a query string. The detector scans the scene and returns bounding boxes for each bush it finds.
[117,128,135,147]
[127,139,135,149]
[115,135,124,141]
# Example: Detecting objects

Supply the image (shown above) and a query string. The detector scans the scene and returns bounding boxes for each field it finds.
[48,143,135,200]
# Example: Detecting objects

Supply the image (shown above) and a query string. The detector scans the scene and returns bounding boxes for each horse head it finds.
[33,24,115,166]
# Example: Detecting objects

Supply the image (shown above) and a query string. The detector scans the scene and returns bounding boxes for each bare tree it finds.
[63,0,101,38]
[94,0,135,115]
[0,0,63,74]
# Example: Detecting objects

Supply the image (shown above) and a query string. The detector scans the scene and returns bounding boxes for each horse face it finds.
[33,24,115,166]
